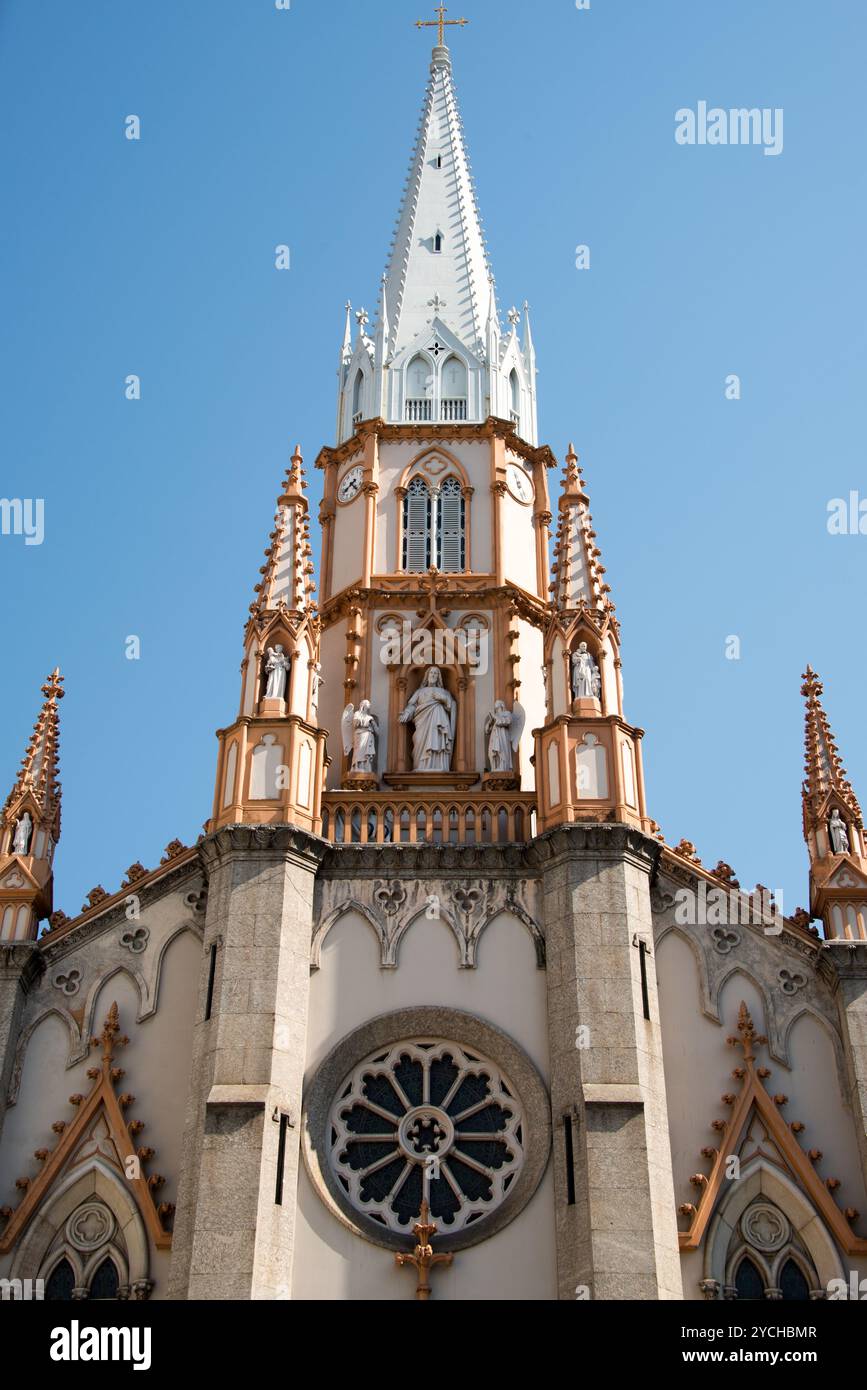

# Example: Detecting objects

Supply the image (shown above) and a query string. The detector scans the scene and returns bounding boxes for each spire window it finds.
[441,355,468,421]
[351,369,365,425]
[406,354,433,421]
[401,475,466,574]
[434,232,443,254]
[403,477,432,571]
[509,369,521,428]
[437,477,466,572]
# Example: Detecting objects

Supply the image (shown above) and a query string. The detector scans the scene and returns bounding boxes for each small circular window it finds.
[329,1038,525,1236]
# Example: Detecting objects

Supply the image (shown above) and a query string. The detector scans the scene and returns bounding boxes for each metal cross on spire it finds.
[416,4,469,48]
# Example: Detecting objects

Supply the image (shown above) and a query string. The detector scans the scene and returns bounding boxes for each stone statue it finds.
[484,700,526,774]
[341,701,379,776]
[263,645,290,701]
[310,662,323,718]
[571,642,601,701]
[399,667,456,773]
[12,812,33,855]
[829,809,851,856]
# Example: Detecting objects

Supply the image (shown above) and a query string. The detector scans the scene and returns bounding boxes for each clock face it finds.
[506,463,534,505]
[338,465,364,504]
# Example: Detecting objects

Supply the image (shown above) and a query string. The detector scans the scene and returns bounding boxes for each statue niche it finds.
[262,644,290,701]
[399,666,456,773]
[570,640,602,711]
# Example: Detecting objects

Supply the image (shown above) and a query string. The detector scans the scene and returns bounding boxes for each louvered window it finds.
[437,478,465,573]
[403,477,432,572]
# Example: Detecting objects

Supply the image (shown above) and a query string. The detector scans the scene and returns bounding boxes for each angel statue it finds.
[263,644,290,701]
[829,808,851,856]
[399,667,456,773]
[342,700,379,776]
[484,700,526,775]
[571,642,601,701]
[12,811,33,855]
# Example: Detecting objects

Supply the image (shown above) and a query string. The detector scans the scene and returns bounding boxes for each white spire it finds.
[382,44,492,361]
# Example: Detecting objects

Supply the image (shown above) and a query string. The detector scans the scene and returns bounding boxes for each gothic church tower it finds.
[17,21,867,1309]
[165,26,682,1301]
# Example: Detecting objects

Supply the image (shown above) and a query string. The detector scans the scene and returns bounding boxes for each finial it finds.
[41,669,65,702]
[416,4,469,51]
[395,1200,454,1300]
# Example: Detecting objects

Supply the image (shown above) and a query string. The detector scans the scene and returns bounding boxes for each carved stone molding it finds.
[528,821,660,873]
[313,875,544,971]
[198,823,329,874]
[41,858,200,965]
[0,943,45,992]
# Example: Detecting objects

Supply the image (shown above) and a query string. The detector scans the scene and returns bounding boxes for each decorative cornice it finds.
[316,418,557,472]
[198,823,330,873]
[820,940,867,983]
[0,943,45,991]
[527,821,660,873]
[318,840,537,878]
[39,851,200,963]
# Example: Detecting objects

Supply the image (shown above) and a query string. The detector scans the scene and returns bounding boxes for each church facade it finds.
[1,35,867,1303]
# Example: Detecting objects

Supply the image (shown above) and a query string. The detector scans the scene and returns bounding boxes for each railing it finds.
[441,398,468,421]
[352,410,363,426]
[321,793,537,846]
[510,409,521,427]
[405,399,433,422]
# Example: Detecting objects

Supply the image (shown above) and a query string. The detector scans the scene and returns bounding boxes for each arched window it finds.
[403,477,432,571]
[441,356,468,421]
[89,1257,121,1301]
[406,355,432,421]
[352,369,365,424]
[509,368,521,426]
[45,1258,76,1301]
[437,477,466,572]
[734,1257,765,1301]
[779,1259,810,1302]
[434,232,443,253]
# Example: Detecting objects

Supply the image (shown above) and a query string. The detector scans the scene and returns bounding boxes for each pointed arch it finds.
[10,1156,150,1287]
[509,367,520,425]
[469,905,546,970]
[655,921,713,1011]
[141,921,203,1021]
[441,354,468,421]
[78,964,149,1061]
[399,445,470,487]
[311,900,387,971]
[703,1158,844,1292]
[712,963,771,1032]
[351,367,365,422]
[405,353,434,421]
[401,475,433,572]
[6,1006,83,1105]
[389,904,468,970]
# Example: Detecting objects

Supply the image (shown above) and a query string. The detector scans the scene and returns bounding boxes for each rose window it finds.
[329,1039,525,1235]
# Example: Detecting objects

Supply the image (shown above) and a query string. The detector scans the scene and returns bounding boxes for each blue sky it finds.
[1,0,865,922]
